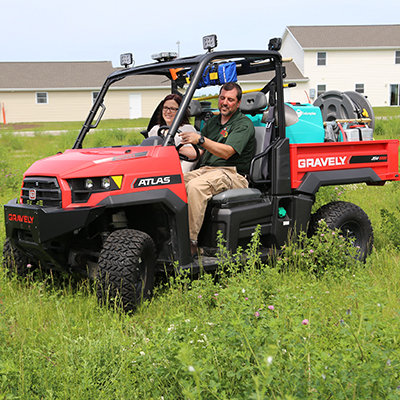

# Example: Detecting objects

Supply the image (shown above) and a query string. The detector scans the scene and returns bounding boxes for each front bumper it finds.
[4,198,105,271]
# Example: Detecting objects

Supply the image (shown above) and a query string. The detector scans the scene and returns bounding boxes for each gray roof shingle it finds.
[0,59,305,91]
[287,24,400,49]
[0,61,169,90]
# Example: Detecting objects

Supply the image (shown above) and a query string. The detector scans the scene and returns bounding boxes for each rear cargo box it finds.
[289,140,400,189]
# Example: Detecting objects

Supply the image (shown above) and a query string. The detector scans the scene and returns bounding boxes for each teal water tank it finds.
[285,103,325,144]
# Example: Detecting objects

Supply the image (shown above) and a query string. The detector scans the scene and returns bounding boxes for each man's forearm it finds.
[179,131,236,160]
[201,136,235,160]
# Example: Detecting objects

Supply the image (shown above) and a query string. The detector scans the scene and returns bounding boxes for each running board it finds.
[180,247,273,274]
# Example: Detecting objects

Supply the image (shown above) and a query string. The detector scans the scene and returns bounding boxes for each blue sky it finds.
[2,0,399,66]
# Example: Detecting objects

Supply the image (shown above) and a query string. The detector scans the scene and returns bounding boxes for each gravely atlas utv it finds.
[3,36,399,310]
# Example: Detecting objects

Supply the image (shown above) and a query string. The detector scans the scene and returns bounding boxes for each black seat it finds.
[239,92,267,115]
[189,100,215,131]
[210,187,262,207]
[250,126,271,182]
[189,99,203,117]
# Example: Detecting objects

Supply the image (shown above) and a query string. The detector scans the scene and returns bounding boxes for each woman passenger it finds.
[148,93,198,173]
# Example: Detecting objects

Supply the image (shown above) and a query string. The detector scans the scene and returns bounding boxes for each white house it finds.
[0,61,171,123]
[281,24,400,106]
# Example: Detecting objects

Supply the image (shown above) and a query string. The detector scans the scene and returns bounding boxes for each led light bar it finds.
[151,52,178,62]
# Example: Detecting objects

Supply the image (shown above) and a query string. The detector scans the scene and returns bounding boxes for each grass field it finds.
[1,111,400,399]
[0,118,150,134]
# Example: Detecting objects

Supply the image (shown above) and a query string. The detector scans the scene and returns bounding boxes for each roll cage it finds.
[72,50,286,150]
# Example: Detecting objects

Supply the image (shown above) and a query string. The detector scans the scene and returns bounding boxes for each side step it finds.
[180,246,273,274]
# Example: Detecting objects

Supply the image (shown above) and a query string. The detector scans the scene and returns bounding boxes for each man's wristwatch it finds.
[198,135,205,145]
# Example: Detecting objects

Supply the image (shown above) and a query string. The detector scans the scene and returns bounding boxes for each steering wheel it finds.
[176,141,200,162]
[157,125,169,140]
[157,125,200,163]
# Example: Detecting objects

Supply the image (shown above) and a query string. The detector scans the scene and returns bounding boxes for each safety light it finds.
[120,53,134,68]
[84,178,94,190]
[203,34,218,51]
[151,52,178,62]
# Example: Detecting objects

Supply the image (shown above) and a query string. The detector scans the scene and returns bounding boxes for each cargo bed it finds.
[289,139,400,192]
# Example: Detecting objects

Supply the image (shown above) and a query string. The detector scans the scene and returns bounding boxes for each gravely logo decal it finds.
[8,214,34,224]
[132,174,181,188]
[29,189,36,201]
[298,156,347,169]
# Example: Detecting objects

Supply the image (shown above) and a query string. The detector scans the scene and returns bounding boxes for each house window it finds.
[317,84,326,97]
[390,84,399,106]
[317,52,326,66]
[395,51,400,64]
[355,84,364,94]
[92,91,99,105]
[36,92,48,104]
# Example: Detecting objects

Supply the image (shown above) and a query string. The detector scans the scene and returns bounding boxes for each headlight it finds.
[101,177,111,190]
[84,178,94,189]
[68,176,123,203]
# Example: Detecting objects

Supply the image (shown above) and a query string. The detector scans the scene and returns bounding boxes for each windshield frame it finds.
[72,49,284,150]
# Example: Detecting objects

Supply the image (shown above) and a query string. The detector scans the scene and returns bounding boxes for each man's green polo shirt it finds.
[200,110,255,176]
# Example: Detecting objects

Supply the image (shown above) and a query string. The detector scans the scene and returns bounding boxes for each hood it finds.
[25,146,155,178]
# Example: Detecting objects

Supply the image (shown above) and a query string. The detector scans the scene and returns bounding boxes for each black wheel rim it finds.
[339,220,363,252]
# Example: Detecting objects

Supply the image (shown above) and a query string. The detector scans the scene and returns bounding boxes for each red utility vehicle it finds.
[4,36,399,310]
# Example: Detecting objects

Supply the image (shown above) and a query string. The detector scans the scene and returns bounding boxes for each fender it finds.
[295,168,382,195]
[97,189,192,265]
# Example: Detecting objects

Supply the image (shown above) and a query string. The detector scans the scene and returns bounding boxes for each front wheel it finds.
[97,229,156,312]
[3,238,34,276]
[309,201,373,262]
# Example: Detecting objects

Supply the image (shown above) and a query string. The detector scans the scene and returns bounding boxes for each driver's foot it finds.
[190,240,198,257]
[190,240,203,258]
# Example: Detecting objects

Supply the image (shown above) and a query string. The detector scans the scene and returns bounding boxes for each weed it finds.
[276,220,360,278]
[380,206,400,248]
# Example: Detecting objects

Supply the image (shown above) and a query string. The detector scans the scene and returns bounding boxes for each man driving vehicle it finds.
[179,82,255,256]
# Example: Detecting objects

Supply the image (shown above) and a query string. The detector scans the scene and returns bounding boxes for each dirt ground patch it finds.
[0,123,42,131]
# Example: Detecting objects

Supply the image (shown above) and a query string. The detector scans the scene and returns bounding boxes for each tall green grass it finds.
[373,107,400,118]
[0,116,400,398]
[0,118,149,134]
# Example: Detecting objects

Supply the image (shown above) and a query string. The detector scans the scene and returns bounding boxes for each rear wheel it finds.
[3,238,34,276]
[309,201,373,262]
[97,229,156,312]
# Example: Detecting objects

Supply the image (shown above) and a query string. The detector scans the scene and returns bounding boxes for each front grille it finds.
[21,177,62,208]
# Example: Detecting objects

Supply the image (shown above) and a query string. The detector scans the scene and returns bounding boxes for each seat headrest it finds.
[239,92,267,114]
[189,100,203,117]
